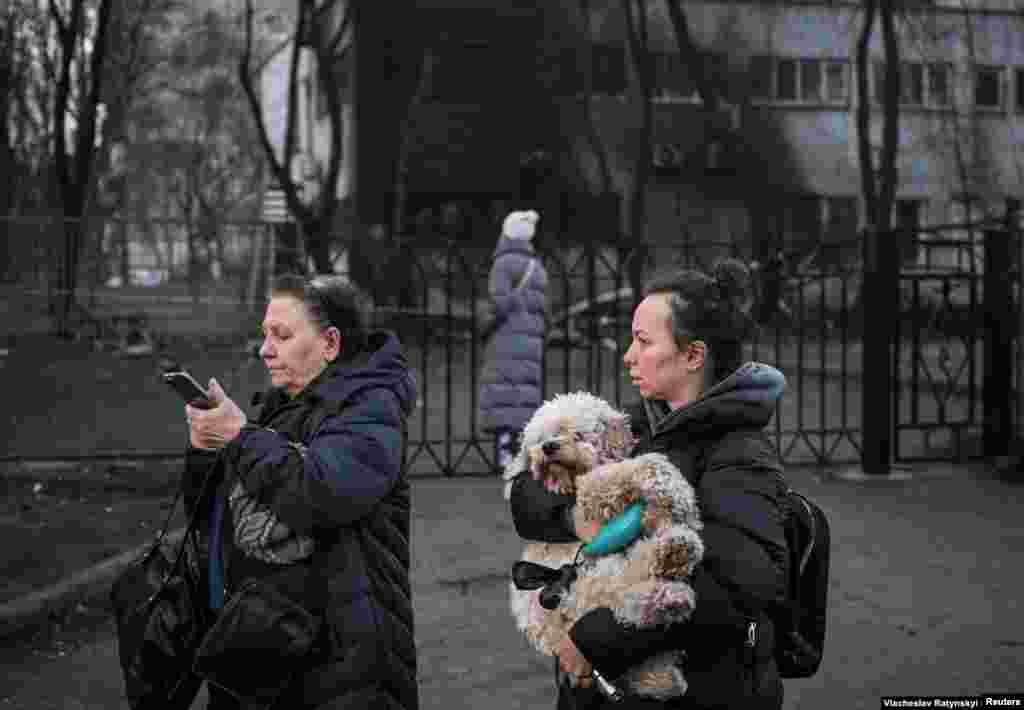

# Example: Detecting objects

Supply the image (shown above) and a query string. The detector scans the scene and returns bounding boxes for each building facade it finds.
[259,0,1024,260]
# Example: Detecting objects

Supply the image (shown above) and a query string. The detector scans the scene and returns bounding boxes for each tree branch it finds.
[52,0,84,206]
[283,0,306,177]
[855,0,877,229]
[318,21,347,228]
[577,0,612,194]
[327,1,352,56]
[238,0,311,225]
[663,0,718,113]
[72,0,113,213]
[878,0,900,234]
[391,44,435,239]
[49,0,68,41]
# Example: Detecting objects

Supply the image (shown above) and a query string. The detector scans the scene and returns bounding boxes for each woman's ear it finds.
[323,326,343,362]
[685,340,707,373]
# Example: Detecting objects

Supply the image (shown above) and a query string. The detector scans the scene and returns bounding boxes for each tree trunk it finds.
[305,215,334,275]
[391,47,435,242]
[857,0,901,476]
[622,0,653,313]
[578,0,612,195]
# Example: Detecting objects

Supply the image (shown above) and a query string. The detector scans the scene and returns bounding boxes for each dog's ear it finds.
[604,414,635,460]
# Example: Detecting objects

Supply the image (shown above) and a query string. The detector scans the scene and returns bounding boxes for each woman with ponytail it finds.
[509,259,791,709]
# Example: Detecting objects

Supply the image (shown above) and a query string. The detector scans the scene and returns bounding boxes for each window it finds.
[1016,68,1024,112]
[777,58,797,100]
[895,199,922,264]
[651,50,696,100]
[901,63,924,105]
[750,54,772,100]
[592,44,627,96]
[875,61,950,108]
[820,196,859,268]
[928,63,952,106]
[428,42,492,102]
[825,60,848,102]
[974,65,1002,108]
[753,56,848,104]
[800,59,822,101]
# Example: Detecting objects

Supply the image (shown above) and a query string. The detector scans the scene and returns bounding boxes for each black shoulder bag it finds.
[110,455,221,710]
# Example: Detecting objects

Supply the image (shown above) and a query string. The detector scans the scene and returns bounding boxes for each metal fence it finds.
[1,214,1019,473]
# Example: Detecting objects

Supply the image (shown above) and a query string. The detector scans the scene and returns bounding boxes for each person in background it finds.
[478,210,548,473]
[508,259,791,710]
[183,274,419,709]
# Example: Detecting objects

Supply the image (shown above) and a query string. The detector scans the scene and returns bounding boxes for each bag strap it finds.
[515,258,537,293]
[150,452,223,575]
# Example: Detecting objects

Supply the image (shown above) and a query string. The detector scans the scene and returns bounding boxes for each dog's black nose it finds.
[542,441,560,456]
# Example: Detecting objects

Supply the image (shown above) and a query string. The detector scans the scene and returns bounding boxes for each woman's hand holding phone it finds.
[186,378,247,451]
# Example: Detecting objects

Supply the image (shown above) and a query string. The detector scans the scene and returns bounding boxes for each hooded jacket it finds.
[184,331,419,710]
[478,234,548,433]
[509,363,789,710]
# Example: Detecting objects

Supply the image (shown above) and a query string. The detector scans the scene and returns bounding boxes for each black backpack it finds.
[773,484,830,678]
[694,433,830,679]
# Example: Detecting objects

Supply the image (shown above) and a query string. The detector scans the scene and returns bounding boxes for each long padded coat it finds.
[184,331,419,710]
[478,235,548,434]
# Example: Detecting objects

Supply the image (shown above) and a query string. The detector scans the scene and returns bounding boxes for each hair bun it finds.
[711,258,751,305]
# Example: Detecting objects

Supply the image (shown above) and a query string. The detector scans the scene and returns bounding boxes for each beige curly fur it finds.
[508,394,703,700]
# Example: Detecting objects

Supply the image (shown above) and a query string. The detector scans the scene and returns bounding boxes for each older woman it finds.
[184,274,418,710]
[509,260,790,710]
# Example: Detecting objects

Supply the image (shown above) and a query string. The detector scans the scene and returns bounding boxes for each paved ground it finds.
[0,461,1021,709]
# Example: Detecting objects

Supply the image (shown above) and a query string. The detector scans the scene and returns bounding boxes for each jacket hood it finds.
[642,362,785,438]
[317,330,418,416]
[258,330,417,417]
[493,234,536,259]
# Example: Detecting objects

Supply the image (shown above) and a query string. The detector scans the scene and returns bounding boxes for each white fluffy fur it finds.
[502,391,628,499]
[507,395,703,700]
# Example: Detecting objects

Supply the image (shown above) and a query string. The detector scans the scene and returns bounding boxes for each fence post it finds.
[983,228,1013,459]
[861,226,898,474]
[1009,199,1024,458]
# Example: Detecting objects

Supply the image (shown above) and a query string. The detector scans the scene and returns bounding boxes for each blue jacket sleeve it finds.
[227,387,405,532]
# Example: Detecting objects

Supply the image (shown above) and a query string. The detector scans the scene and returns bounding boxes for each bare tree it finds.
[663,0,722,115]
[855,0,900,238]
[390,45,435,244]
[0,1,42,217]
[621,0,654,310]
[239,0,351,275]
[152,7,264,302]
[47,0,115,332]
[855,0,901,474]
[575,0,613,195]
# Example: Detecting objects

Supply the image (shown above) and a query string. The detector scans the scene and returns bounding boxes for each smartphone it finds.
[163,369,214,409]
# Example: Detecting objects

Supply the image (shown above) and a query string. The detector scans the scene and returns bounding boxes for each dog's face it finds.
[527,418,600,495]
[525,410,635,496]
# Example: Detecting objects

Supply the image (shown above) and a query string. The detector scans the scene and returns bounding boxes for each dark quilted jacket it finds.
[509,363,790,710]
[184,331,419,710]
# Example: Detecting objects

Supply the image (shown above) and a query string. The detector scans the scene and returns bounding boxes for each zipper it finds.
[743,620,759,668]
[746,620,758,649]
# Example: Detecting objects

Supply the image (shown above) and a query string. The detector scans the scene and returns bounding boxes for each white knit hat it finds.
[502,210,540,240]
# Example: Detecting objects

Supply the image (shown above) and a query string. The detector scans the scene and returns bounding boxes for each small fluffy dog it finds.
[504,392,704,699]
